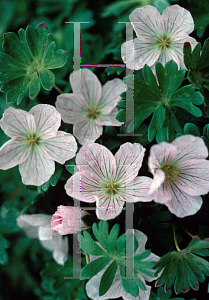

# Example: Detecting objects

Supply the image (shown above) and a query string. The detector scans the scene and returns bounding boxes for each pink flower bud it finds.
[51,205,90,235]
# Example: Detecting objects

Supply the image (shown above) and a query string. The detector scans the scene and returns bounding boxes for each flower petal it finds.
[148,169,165,195]
[41,131,77,164]
[150,181,172,204]
[76,142,116,180]
[0,107,36,138]
[55,93,87,124]
[165,184,203,217]
[172,135,208,161]
[125,176,153,202]
[126,229,147,254]
[39,222,54,240]
[98,79,126,113]
[19,146,55,186]
[175,159,209,196]
[98,108,124,126]
[121,38,160,70]
[16,214,51,238]
[96,194,125,220]
[0,137,30,170]
[173,36,198,69]
[162,4,194,35]
[65,171,102,203]
[130,5,161,41]
[73,117,103,145]
[115,143,145,183]
[52,232,69,265]
[158,48,180,68]
[29,104,61,139]
[70,69,102,105]
[121,280,151,300]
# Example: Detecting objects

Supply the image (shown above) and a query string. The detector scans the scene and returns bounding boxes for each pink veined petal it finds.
[70,69,102,105]
[115,143,145,183]
[130,5,162,41]
[0,107,36,138]
[29,104,61,139]
[162,4,194,36]
[19,146,55,186]
[98,78,126,113]
[52,232,69,265]
[125,176,153,202]
[148,169,165,195]
[0,137,30,170]
[76,142,117,180]
[96,194,125,220]
[55,93,87,124]
[97,107,124,127]
[73,117,103,145]
[150,181,172,204]
[172,135,209,162]
[148,142,177,173]
[157,49,180,68]
[175,159,209,196]
[41,131,77,164]
[121,38,160,70]
[165,184,203,218]
[65,171,102,203]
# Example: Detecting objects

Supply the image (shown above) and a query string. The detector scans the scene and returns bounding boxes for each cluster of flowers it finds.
[0,4,208,300]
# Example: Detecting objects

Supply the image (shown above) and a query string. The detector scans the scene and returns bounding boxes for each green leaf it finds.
[0,233,9,265]
[150,287,184,300]
[0,23,67,104]
[79,230,106,256]
[81,256,112,278]
[99,260,117,296]
[183,123,200,136]
[154,236,209,294]
[183,42,201,70]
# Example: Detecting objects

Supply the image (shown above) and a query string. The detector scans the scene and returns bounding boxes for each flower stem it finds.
[86,254,90,264]
[54,84,63,94]
[172,224,180,252]
[183,227,194,238]
[8,186,22,202]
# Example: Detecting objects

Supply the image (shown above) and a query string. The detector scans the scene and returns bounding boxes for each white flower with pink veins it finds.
[121,5,198,70]
[0,104,77,186]
[55,68,125,145]
[148,135,209,217]
[65,142,153,221]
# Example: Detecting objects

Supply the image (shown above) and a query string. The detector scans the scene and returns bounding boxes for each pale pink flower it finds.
[55,69,125,145]
[85,229,159,300]
[0,104,77,186]
[148,135,209,217]
[121,5,198,70]
[51,205,90,235]
[65,142,153,221]
[17,214,68,265]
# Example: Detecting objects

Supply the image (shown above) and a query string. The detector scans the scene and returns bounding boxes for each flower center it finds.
[26,133,40,146]
[105,179,121,195]
[155,34,171,50]
[86,106,100,120]
[161,165,180,182]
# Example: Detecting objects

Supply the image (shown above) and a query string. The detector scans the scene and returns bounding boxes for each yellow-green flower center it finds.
[26,133,40,146]
[105,179,121,195]
[86,106,100,120]
[155,34,171,50]
[161,165,180,182]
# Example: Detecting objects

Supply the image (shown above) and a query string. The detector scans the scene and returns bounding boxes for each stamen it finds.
[87,106,100,119]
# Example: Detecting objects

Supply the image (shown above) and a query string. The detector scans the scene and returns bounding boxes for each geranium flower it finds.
[85,229,159,300]
[55,68,125,145]
[65,142,153,220]
[148,135,209,217]
[121,5,198,70]
[0,104,77,186]
[51,205,90,235]
[17,214,69,265]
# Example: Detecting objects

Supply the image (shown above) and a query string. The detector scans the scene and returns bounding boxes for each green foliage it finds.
[40,258,88,300]
[184,40,209,91]
[154,236,209,294]
[0,23,67,104]
[149,287,184,300]
[0,233,10,265]
[116,61,203,143]
[79,221,156,297]
[40,166,63,192]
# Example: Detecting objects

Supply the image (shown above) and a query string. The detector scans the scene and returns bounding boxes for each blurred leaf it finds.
[154,236,209,294]
[0,233,9,265]
[149,287,184,299]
